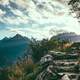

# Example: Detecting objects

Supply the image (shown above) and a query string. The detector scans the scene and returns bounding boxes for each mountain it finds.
[0,34,31,67]
[51,32,80,42]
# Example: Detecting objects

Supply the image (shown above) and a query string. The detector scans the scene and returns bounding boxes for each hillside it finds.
[0,34,31,67]
[0,32,80,80]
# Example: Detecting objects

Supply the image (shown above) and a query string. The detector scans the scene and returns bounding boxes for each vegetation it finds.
[31,38,70,62]
[68,0,80,19]
[0,35,80,80]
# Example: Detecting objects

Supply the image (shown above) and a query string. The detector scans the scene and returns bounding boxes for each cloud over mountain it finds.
[0,0,80,39]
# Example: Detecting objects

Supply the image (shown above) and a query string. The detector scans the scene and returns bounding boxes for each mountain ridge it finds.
[51,32,80,42]
[0,34,31,67]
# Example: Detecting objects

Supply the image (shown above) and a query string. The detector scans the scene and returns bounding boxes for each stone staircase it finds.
[51,51,80,80]
[36,51,80,80]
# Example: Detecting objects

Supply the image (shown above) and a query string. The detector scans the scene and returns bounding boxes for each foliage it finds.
[0,36,78,80]
[68,0,80,18]
[0,69,9,80]
[30,38,50,62]
[30,38,70,62]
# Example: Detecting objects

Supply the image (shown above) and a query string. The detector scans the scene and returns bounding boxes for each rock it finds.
[61,74,70,80]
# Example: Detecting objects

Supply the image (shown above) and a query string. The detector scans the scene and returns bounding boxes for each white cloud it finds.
[0,0,9,5]
[0,0,68,25]
[10,0,29,9]
[6,26,68,40]
[0,15,29,25]
[10,9,24,17]
[0,9,6,16]
[0,0,80,39]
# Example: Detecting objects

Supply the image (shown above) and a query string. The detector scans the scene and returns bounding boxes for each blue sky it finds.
[0,0,80,40]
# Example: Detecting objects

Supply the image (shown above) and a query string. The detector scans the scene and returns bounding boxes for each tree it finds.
[0,69,9,80]
[30,38,49,62]
[68,0,80,19]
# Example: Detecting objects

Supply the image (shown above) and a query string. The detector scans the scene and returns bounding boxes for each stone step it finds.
[59,72,80,80]
[58,72,80,76]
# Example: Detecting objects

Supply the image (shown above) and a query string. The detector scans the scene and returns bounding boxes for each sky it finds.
[0,0,80,40]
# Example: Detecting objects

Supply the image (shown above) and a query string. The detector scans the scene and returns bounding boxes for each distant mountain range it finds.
[51,32,80,42]
[0,34,31,67]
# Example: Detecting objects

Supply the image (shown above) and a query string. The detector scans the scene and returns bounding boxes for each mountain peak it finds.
[12,34,24,40]
[14,34,23,38]
[2,37,9,40]
[10,34,30,42]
